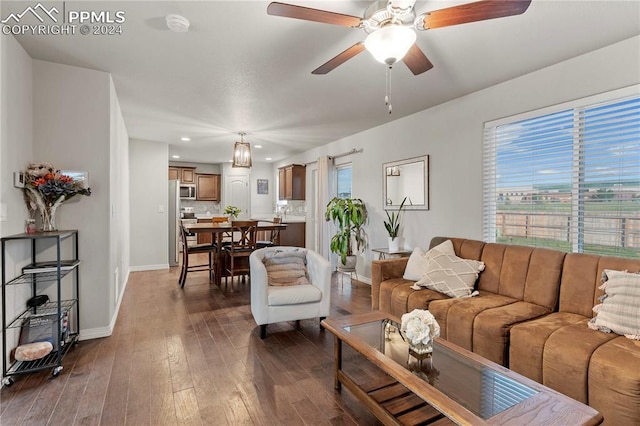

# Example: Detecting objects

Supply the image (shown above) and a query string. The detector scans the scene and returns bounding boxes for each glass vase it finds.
[39,204,58,232]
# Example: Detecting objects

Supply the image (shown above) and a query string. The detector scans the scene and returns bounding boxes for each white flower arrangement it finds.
[400,309,440,352]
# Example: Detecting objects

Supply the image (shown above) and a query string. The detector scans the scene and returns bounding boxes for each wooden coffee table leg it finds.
[334,336,342,391]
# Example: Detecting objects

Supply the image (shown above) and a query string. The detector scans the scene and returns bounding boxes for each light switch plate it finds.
[13,172,24,188]
[158,204,165,213]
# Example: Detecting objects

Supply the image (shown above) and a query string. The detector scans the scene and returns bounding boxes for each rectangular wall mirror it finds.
[383,155,429,210]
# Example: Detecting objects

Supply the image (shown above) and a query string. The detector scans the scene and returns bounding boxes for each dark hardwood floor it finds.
[0,256,381,425]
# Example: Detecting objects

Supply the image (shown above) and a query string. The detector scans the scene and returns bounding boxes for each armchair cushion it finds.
[263,249,310,286]
[268,284,322,306]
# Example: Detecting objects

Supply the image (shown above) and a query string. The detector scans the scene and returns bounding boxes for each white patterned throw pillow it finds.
[411,251,485,298]
[403,240,456,281]
[588,269,640,340]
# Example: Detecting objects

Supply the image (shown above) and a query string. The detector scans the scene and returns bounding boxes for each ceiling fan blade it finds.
[421,0,532,30]
[312,42,366,75]
[403,44,434,75]
[267,2,362,27]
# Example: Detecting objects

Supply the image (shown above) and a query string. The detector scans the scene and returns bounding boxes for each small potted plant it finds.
[325,197,368,271]
[224,205,241,221]
[383,197,407,252]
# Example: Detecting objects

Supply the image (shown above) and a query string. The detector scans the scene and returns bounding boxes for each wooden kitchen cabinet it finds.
[196,173,220,201]
[169,167,179,180]
[278,164,305,200]
[197,219,213,244]
[168,166,196,183]
[279,222,306,247]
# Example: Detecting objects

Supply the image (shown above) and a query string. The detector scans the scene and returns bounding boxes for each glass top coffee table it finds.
[322,311,602,426]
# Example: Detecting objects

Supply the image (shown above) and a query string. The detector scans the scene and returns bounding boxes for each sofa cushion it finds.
[472,301,550,366]
[267,284,322,306]
[542,319,618,404]
[588,269,640,340]
[379,278,413,315]
[429,293,516,351]
[588,336,640,425]
[412,252,485,298]
[403,239,455,281]
[509,312,587,383]
[263,249,310,286]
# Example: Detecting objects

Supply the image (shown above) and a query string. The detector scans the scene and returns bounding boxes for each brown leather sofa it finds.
[371,237,640,425]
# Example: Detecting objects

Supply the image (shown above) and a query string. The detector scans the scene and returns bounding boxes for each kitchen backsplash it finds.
[275,200,307,216]
[181,200,220,214]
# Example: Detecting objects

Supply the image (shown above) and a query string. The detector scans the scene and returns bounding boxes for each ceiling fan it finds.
[267,0,532,76]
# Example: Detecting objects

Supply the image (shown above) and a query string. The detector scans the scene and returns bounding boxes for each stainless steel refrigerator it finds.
[168,179,180,267]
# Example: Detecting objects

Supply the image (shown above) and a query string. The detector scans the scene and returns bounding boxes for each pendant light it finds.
[232,132,252,168]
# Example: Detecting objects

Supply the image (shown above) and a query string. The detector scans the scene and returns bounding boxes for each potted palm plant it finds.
[384,197,407,252]
[325,197,368,271]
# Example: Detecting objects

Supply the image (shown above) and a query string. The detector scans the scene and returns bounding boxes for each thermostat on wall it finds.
[13,171,24,188]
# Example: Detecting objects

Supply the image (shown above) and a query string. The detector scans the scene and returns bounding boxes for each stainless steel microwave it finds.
[180,184,196,200]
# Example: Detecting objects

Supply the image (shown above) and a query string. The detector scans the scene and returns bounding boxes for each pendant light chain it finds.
[385,65,392,115]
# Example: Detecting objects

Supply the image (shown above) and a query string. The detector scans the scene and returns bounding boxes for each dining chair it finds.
[178,222,218,288]
[257,217,282,249]
[222,220,258,290]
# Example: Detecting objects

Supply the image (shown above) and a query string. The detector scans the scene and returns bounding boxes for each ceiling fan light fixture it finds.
[232,132,252,168]
[364,25,416,65]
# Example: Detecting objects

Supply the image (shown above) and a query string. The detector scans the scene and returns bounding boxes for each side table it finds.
[371,247,412,260]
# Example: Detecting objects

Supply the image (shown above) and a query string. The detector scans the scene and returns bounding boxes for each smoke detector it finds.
[166,14,190,33]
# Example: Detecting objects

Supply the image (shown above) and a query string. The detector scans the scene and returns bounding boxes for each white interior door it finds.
[224,174,250,216]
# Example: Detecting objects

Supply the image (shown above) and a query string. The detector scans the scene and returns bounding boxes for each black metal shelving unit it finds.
[1,230,80,386]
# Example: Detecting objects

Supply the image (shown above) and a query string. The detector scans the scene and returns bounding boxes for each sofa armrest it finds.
[371,258,409,310]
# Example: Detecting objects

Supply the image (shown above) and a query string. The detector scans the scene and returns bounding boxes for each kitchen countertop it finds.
[193,213,306,223]
[252,214,306,223]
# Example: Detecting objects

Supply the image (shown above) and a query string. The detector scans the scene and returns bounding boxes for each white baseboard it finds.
[79,266,130,341]
[335,271,371,285]
[129,263,168,272]
[358,275,372,285]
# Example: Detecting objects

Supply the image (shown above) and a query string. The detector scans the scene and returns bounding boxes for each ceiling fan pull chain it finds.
[386,65,392,114]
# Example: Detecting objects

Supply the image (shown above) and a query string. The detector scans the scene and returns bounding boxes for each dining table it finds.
[182,221,287,287]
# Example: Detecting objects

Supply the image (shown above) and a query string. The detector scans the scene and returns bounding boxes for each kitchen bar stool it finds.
[178,222,218,288]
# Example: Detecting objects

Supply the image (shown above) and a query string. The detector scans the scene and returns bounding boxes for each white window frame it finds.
[336,163,352,199]
[483,85,640,257]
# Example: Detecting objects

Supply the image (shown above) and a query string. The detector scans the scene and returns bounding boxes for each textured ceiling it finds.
[4,1,640,163]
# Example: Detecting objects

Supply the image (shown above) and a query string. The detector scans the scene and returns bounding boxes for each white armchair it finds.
[250,247,331,338]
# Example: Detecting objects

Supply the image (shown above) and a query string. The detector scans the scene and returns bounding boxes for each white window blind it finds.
[484,90,640,258]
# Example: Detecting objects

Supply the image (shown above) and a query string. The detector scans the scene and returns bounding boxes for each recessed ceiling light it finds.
[254,145,262,148]
[265,157,272,161]
[172,155,180,159]
[180,137,190,142]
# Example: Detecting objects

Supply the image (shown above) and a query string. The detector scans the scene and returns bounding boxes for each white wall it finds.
[32,60,127,337]
[109,78,130,321]
[129,139,169,270]
[250,162,275,215]
[0,35,34,365]
[278,35,640,281]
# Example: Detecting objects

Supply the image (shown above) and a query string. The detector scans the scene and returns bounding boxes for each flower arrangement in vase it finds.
[22,162,91,231]
[224,205,241,221]
[400,309,440,360]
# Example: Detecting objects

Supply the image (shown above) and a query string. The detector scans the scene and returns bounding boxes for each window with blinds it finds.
[483,89,640,258]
